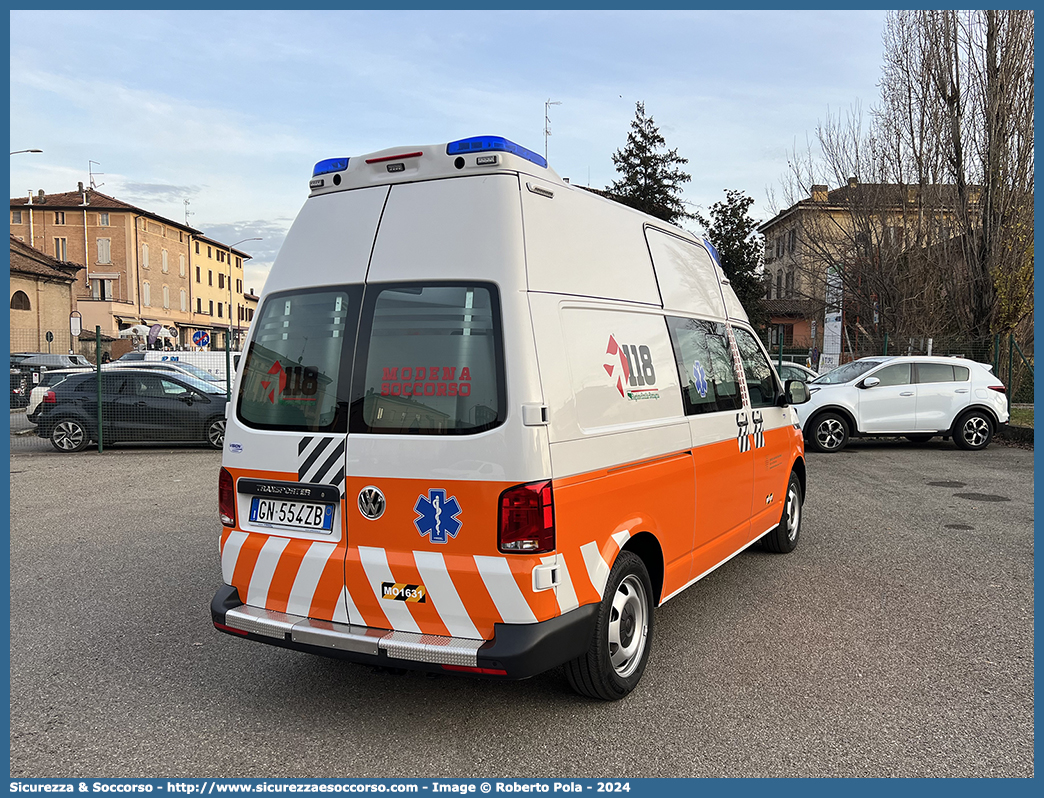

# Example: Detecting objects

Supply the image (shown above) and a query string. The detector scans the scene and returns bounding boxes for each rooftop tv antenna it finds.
[88,160,104,190]
[184,199,193,226]
[544,98,562,161]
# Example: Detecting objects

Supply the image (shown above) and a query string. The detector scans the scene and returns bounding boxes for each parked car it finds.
[10,366,45,408]
[117,350,242,381]
[35,369,228,452]
[25,361,224,422]
[16,353,94,369]
[776,361,819,384]
[795,355,1008,453]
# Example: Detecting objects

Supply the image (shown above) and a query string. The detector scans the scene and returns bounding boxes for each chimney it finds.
[78,182,84,192]
[811,185,828,203]
[37,190,45,203]
[847,177,858,188]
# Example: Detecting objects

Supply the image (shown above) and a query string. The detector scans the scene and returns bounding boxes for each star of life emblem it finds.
[413,489,462,544]
[692,361,709,398]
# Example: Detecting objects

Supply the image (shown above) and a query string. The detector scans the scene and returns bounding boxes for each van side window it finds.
[665,317,742,415]
[351,283,505,435]
[237,287,361,432]
[732,327,780,408]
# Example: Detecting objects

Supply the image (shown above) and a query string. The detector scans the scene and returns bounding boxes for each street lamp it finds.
[224,237,261,397]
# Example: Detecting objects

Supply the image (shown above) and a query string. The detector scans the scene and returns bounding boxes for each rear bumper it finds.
[211,584,598,680]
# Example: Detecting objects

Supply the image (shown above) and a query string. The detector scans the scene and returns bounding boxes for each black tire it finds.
[763,471,802,553]
[50,418,90,452]
[806,411,849,453]
[953,409,993,451]
[206,417,226,450]
[565,551,654,701]
[904,434,934,444]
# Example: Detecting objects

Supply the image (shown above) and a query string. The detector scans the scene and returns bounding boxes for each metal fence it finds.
[761,332,1034,406]
[10,328,234,453]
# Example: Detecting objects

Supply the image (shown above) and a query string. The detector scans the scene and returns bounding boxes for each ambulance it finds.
[211,135,811,700]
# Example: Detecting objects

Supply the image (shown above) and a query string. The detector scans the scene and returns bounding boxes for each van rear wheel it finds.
[565,551,654,701]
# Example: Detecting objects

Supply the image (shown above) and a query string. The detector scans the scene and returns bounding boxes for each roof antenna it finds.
[88,160,104,190]
[544,98,561,162]
[184,199,192,226]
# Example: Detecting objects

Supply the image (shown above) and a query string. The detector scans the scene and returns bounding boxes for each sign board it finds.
[45,331,53,343]
[193,330,211,348]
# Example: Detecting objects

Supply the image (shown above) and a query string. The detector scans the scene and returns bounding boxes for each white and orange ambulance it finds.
[211,136,811,700]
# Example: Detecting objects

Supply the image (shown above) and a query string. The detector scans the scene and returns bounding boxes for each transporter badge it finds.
[414,489,462,544]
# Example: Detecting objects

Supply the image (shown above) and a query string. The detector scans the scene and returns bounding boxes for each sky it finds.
[9,9,890,294]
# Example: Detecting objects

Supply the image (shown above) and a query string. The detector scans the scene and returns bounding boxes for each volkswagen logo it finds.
[358,486,386,520]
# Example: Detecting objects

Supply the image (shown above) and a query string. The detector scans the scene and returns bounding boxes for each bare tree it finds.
[771,10,1033,350]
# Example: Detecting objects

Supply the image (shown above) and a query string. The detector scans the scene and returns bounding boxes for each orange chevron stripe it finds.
[264,538,315,614]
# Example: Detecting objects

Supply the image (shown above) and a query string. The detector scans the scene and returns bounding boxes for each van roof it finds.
[307,135,568,196]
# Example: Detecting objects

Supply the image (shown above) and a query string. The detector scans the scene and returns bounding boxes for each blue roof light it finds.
[446,136,547,169]
[313,158,349,177]
[703,238,722,267]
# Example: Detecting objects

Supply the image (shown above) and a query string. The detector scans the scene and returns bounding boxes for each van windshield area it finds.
[351,283,504,435]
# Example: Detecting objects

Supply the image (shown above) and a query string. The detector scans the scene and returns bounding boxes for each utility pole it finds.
[544,98,561,161]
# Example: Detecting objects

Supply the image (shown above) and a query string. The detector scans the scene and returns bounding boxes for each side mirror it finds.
[861,376,881,389]
[784,379,810,405]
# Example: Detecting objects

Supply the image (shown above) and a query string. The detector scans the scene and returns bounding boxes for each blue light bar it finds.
[703,238,722,267]
[446,136,547,169]
[312,158,349,177]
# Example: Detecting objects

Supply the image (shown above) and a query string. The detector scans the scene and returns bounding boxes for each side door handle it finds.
[955,388,969,393]
[899,391,914,396]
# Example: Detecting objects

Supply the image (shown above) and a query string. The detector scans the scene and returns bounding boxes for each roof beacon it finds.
[446,136,547,169]
[312,158,349,177]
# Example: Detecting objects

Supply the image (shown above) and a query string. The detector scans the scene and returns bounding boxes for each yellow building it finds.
[191,235,253,349]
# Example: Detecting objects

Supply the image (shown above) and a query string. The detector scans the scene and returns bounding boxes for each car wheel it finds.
[565,551,654,701]
[50,418,90,452]
[807,412,849,453]
[206,418,226,450]
[904,434,934,444]
[763,471,802,553]
[953,410,993,451]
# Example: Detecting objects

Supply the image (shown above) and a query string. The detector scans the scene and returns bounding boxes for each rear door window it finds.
[350,283,505,435]
[237,286,362,432]
[665,316,742,415]
[915,363,957,383]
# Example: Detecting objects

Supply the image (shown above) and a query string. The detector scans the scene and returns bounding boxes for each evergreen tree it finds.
[607,102,692,225]
[694,189,766,328]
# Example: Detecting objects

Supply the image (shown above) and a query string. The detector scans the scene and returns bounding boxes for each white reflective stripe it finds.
[246,536,290,607]
[285,541,338,617]
[581,541,611,597]
[544,553,579,614]
[358,546,421,633]
[612,529,631,550]
[414,551,481,640]
[332,586,351,624]
[220,531,249,586]
[474,556,538,624]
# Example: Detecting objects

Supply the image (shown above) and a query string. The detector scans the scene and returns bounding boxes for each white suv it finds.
[795,355,1009,453]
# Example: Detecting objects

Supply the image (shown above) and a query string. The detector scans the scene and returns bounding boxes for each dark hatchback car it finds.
[35,369,228,452]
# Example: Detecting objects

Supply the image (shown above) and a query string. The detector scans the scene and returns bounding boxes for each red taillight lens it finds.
[988,385,1007,393]
[219,467,236,527]
[43,390,56,404]
[498,480,555,554]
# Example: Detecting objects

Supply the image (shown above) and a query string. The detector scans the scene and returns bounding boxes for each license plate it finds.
[249,497,335,532]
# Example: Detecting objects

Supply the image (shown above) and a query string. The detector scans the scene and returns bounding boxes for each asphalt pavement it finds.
[8,437,1034,777]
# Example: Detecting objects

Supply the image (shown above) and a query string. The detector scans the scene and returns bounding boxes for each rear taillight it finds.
[43,390,56,404]
[988,385,1007,393]
[498,480,555,554]
[219,467,236,527]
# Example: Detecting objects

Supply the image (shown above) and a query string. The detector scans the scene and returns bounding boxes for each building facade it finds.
[9,235,84,353]
[10,187,254,350]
